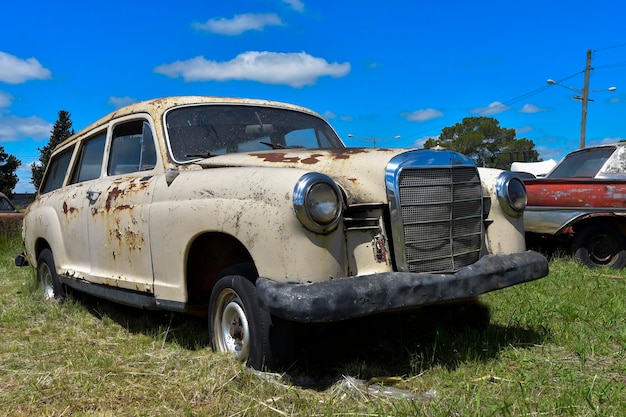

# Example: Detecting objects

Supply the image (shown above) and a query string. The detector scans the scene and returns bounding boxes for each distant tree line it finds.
[423,116,540,170]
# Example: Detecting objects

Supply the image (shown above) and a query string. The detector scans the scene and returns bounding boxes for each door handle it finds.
[86,190,102,203]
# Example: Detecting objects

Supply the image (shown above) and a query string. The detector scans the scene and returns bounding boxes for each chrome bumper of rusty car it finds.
[256,251,549,323]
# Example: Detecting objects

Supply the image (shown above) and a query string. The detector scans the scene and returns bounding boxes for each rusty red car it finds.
[524,144,626,268]
[0,192,23,232]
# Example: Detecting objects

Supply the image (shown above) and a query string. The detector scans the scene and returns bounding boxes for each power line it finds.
[594,62,626,70]
[398,70,584,145]
[594,42,626,52]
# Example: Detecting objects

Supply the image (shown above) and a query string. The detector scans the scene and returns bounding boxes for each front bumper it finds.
[256,251,548,323]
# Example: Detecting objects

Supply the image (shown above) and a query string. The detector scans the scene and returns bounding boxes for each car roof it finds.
[58,96,325,148]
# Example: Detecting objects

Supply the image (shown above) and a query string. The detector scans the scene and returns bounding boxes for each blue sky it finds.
[1,0,624,193]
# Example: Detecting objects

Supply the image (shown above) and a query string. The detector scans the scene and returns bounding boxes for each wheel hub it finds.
[589,234,617,264]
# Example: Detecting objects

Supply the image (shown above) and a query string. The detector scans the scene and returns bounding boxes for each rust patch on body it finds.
[301,154,324,164]
[62,201,78,215]
[253,152,302,163]
[327,149,368,160]
[106,187,124,210]
[252,149,374,165]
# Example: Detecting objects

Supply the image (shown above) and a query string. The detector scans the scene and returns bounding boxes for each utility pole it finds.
[579,49,592,149]
[547,49,615,149]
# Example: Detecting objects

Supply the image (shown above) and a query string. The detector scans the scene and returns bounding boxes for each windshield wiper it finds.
[260,141,287,150]
[186,151,214,158]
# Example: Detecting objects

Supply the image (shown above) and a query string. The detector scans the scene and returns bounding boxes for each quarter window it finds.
[0,196,15,212]
[70,133,106,184]
[40,147,74,194]
[548,147,615,178]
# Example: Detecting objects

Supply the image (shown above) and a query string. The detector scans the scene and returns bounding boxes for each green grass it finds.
[1,229,624,416]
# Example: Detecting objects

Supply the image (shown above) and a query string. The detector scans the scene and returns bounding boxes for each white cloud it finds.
[155,51,351,88]
[413,136,434,148]
[0,51,52,84]
[0,91,12,107]
[323,111,352,122]
[600,136,623,145]
[536,144,565,162]
[193,13,283,35]
[519,103,546,114]
[515,125,533,135]
[0,115,52,142]
[405,108,443,123]
[471,101,510,115]
[283,0,305,12]
[108,96,137,109]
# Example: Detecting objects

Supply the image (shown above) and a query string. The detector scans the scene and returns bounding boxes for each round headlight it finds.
[307,182,340,224]
[294,173,342,233]
[496,172,527,217]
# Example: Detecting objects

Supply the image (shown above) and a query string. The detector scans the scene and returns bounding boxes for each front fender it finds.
[477,168,527,254]
[149,166,347,302]
[525,208,626,235]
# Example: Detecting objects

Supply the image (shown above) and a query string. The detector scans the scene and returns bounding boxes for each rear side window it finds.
[70,133,106,184]
[108,120,157,175]
[0,196,16,211]
[40,147,74,194]
[548,147,615,178]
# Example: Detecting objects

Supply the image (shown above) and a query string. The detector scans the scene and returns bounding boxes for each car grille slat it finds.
[395,167,483,273]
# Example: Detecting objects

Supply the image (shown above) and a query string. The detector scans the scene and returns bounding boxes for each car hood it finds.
[197,148,410,204]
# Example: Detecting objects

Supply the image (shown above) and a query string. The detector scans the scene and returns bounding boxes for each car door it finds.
[57,131,108,277]
[85,118,159,293]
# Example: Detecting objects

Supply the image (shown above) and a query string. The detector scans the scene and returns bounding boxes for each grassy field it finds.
[1,228,624,416]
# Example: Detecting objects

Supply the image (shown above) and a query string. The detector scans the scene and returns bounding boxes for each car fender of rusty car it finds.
[16,96,548,370]
[524,144,626,268]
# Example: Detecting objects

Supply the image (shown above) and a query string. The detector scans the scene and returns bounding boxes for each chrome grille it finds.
[396,167,483,273]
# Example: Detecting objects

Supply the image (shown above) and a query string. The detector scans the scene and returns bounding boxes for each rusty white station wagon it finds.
[16,96,548,370]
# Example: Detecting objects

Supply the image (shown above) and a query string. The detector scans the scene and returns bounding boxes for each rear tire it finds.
[37,248,65,300]
[573,224,626,268]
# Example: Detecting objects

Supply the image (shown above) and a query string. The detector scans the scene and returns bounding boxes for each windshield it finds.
[548,146,616,178]
[165,104,344,162]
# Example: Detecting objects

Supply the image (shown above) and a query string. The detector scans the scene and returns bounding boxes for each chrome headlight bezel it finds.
[495,171,527,217]
[293,172,343,234]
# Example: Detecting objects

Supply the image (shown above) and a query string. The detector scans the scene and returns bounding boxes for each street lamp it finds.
[547,50,616,149]
[347,134,401,148]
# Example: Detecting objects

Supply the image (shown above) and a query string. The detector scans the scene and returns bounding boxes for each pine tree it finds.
[0,146,21,198]
[32,110,75,191]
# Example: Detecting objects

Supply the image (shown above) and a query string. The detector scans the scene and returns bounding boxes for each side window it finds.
[40,147,74,194]
[108,120,157,175]
[0,196,15,211]
[70,133,106,184]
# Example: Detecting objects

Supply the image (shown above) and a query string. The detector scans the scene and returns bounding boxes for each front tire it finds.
[209,274,278,370]
[37,248,65,300]
[573,224,626,268]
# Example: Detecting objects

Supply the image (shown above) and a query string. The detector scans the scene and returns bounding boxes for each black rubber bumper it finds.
[256,251,549,323]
